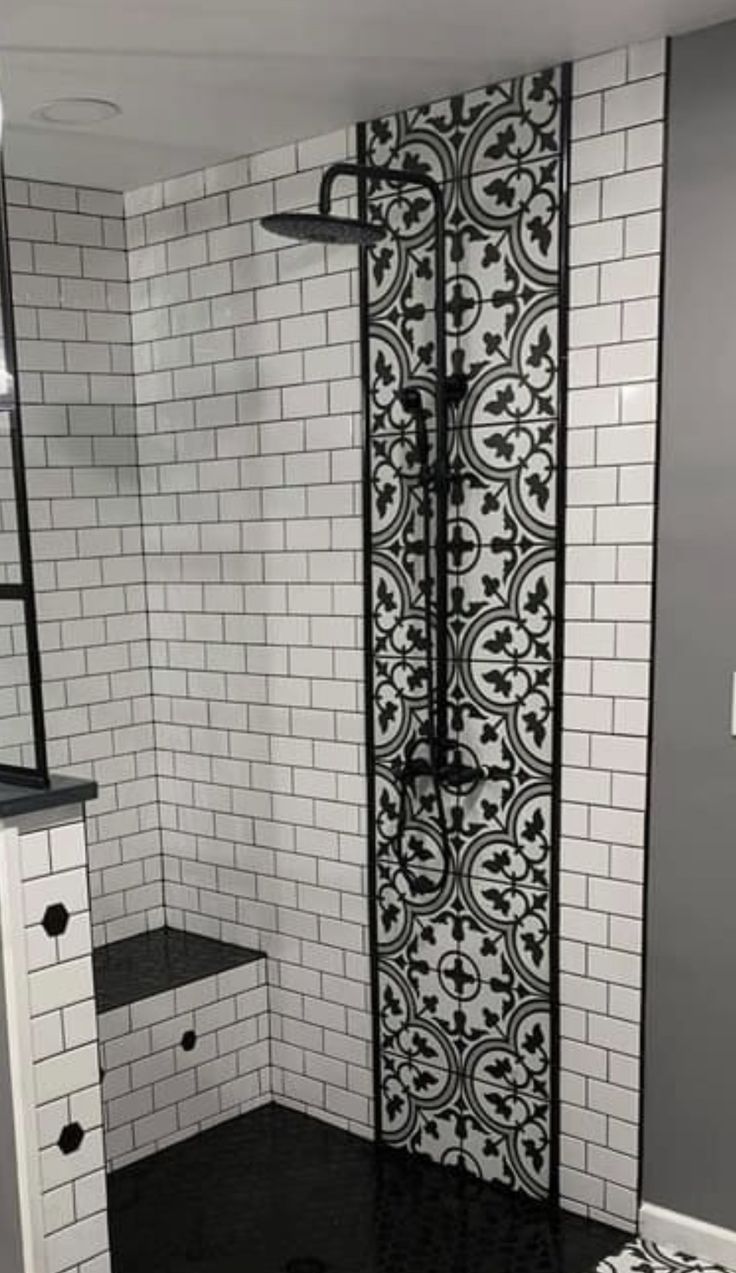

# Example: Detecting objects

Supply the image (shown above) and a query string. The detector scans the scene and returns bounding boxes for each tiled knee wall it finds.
[125,130,372,1138]
[559,39,666,1228]
[11,811,110,1273]
[7,181,163,947]
[100,957,270,1170]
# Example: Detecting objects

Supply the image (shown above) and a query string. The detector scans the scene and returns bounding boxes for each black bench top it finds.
[93,926,264,1014]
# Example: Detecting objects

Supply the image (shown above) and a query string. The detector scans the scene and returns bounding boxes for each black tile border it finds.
[548,57,574,1211]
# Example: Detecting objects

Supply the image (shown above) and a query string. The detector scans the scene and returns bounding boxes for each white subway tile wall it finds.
[18,811,111,1273]
[561,39,665,1229]
[7,181,163,948]
[0,600,36,768]
[99,958,270,1170]
[125,128,373,1139]
[4,39,662,1200]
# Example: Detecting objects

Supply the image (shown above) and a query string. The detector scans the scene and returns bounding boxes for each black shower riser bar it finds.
[262,160,484,900]
[264,161,451,743]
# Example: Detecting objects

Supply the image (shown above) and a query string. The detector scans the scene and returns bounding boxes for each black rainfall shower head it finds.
[261,211,385,247]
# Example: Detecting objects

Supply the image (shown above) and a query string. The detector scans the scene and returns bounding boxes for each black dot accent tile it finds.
[58,1122,85,1155]
[42,902,70,937]
[93,926,264,1014]
[107,1104,624,1273]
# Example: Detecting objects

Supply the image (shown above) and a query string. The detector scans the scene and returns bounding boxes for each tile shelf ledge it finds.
[0,771,98,819]
[93,925,266,1014]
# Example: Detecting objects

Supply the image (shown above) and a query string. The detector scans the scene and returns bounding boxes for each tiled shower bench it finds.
[94,928,271,1171]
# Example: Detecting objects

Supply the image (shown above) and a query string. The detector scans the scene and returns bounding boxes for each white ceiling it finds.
[2,0,736,193]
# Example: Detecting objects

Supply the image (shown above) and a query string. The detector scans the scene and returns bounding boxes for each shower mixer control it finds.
[398,746,484,792]
[445,372,469,406]
[398,386,426,416]
[398,375,468,417]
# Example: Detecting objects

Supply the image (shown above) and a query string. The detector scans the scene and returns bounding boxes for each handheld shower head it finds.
[261,211,385,248]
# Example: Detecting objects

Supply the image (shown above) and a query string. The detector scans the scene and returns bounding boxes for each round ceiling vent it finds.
[31,98,121,125]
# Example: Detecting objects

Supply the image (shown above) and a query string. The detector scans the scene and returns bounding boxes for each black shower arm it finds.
[317,161,448,428]
[322,160,451,750]
[318,160,441,216]
[318,158,447,395]
[317,161,448,403]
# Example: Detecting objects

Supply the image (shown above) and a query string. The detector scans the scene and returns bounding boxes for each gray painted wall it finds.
[643,19,736,1229]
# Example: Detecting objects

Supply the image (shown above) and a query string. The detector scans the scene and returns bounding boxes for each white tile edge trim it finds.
[0,821,47,1273]
[640,1202,736,1267]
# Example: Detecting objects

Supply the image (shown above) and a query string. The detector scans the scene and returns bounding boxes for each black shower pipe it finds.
[317,161,451,756]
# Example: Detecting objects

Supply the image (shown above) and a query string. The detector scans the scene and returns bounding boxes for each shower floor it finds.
[107,1104,623,1273]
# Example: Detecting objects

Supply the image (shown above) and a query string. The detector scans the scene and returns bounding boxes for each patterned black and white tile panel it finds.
[598,1241,732,1273]
[373,662,554,881]
[371,420,557,665]
[365,63,563,1201]
[365,69,562,187]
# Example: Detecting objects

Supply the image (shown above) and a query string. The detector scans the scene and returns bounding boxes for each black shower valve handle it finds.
[438,760,485,791]
[400,375,467,416]
[445,372,469,407]
[398,747,484,792]
[434,740,486,791]
[398,385,426,416]
[399,753,434,783]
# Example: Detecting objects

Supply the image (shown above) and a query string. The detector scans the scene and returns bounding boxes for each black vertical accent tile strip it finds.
[637,34,671,1212]
[0,158,49,785]
[549,59,574,1212]
[432,192,449,752]
[356,118,384,1145]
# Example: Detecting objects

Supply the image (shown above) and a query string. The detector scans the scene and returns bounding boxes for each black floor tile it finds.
[93,926,264,1013]
[107,1104,624,1273]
